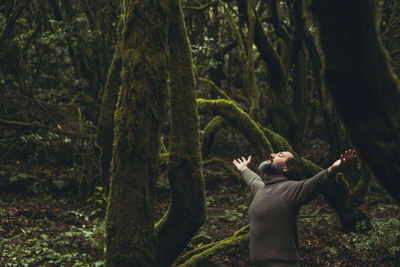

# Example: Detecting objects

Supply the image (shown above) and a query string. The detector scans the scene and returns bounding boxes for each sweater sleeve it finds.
[241,168,265,196]
[285,169,329,207]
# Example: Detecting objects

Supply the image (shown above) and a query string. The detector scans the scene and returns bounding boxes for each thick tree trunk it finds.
[105,0,168,265]
[311,0,400,202]
[155,0,206,265]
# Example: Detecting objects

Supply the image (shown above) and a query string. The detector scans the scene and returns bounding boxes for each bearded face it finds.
[258,156,286,175]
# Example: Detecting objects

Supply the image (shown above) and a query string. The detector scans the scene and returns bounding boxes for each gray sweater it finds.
[242,168,329,264]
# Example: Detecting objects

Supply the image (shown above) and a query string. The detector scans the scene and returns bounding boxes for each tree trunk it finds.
[311,0,400,202]
[105,0,168,265]
[97,19,122,191]
[245,0,260,119]
[155,0,206,265]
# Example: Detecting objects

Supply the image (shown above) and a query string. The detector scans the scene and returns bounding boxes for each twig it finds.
[0,118,94,137]
[300,204,328,218]
[183,0,219,10]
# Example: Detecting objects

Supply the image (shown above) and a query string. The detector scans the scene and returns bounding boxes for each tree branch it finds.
[183,0,219,11]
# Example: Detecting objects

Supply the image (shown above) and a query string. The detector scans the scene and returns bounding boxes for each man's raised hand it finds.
[328,149,357,176]
[233,156,252,172]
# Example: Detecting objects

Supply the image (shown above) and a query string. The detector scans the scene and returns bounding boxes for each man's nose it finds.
[270,153,276,158]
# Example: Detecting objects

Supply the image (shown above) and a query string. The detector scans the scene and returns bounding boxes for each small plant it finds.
[87,186,108,217]
[342,217,400,262]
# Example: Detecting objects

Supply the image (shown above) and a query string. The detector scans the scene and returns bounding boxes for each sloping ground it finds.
[0,164,399,266]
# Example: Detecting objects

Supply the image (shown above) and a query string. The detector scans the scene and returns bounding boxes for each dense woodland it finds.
[1,0,400,266]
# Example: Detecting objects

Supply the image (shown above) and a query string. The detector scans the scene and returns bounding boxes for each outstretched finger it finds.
[233,160,241,168]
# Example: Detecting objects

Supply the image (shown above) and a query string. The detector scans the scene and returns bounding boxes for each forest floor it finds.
[0,162,399,266]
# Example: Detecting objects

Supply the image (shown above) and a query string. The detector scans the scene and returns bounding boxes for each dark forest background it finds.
[0,0,400,266]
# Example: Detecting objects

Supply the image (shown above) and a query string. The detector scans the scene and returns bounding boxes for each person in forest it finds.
[233,149,357,267]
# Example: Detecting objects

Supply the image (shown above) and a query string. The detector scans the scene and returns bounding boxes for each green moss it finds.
[155,0,206,265]
[261,126,293,152]
[197,98,272,159]
[105,0,168,266]
[172,227,249,266]
[202,116,228,159]
[97,19,123,189]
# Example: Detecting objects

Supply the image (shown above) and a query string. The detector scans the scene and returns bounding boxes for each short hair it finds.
[285,150,304,179]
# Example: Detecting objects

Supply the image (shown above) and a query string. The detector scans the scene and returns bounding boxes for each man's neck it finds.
[267,174,285,180]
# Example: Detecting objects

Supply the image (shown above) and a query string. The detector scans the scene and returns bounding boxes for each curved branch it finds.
[204,157,241,180]
[253,8,288,94]
[198,77,234,102]
[202,116,229,159]
[269,0,291,42]
[261,126,293,152]
[197,98,272,159]
[173,225,249,267]
[282,0,305,70]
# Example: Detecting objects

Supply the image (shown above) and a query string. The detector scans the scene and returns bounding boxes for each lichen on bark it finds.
[105,0,168,266]
[155,0,206,265]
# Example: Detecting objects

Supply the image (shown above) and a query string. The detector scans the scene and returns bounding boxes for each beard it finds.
[258,157,284,175]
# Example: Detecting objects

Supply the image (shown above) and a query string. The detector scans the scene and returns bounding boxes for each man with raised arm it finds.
[233,150,357,267]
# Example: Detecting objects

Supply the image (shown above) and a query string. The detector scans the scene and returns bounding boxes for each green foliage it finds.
[192,37,223,76]
[87,186,108,217]
[0,219,105,266]
[214,209,245,223]
[342,218,400,261]
[18,132,74,164]
[0,200,106,266]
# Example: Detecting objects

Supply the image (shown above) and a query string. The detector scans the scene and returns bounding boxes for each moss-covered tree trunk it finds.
[97,19,122,191]
[245,0,260,120]
[154,0,206,266]
[105,0,168,265]
[238,1,303,145]
[311,0,400,202]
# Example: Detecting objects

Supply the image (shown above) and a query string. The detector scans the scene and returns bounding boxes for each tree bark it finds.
[97,19,122,191]
[197,98,272,159]
[311,0,400,202]
[245,0,260,119]
[105,0,168,265]
[155,0,206,265]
